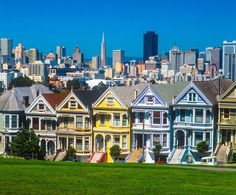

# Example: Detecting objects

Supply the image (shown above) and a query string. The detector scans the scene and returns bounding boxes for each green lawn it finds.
[0,160,235,194]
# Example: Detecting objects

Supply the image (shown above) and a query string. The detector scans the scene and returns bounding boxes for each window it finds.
[195,109,203,123]
[52,120,56,130]
[5,115,9,128]
[100,115,105,125]
[153,134,160,146]
[224,109,230,119]
[195,132,203,145]
[189,93,196,102]
[76,137,83,150]
[64,118,69,128]
[85,137,89,151]
[38,104,45,111]
[122,135,127,149]
[180,109,185,122]
[85,118,89,129]
[206,132,210,146]
[163,112,168,124]
[41,120,45,130]
[33,118,39,130]
[107,97,114,104]
[163,134,167,147]
[206,110,211,123]
[147,96,154,104]
[114,135,120,145]
[113,114,120,126]
[153,111,161,124]
[46,120,52,131]
[69,100,77,108]
[76,116,83,128]
[122,115,128,126]
[139,112,144,123]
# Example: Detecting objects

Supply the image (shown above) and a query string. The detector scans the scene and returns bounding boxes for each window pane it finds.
[195,132,203,145]
[12,116,17,128]
[195,109,203,123]
[122,135,127,148]
[153,111,160,124]
[114,135,120,145]
[224,109,230,118]
[76,116,83,128]
[139,113,144,123]
[85,137,89,150]
[206,132,210,146]
[41,120,45,130]
[180,110,185,122]
[206,110,211,123]
[33,118,39,130]
[113,114,120,126]
[76,137,83,150]
[163,112,168,124]
[122,115,127,126]
[100,115,105,125]
[163,134,167,147]
[5,115,9,128]
[153,134,160,146]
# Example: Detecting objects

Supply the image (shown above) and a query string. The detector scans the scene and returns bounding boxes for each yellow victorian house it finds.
[217,82,236,163]
[92,84,146,162]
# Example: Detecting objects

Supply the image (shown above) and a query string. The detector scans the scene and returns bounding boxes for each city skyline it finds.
[1,0,236,57]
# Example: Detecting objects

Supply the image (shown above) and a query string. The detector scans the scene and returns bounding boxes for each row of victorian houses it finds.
[0,79,236,164]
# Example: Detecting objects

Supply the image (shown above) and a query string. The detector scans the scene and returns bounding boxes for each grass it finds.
[0,159,236,194]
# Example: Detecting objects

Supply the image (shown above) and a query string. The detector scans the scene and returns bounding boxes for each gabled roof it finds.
[110,83,148,107]
[151,81,190,105]
[193,79,233,105]
[0,84,52,112]
[74,88,107,109]
[42,91,70,109]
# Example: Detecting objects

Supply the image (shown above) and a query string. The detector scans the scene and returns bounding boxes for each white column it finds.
[82,137,85,151]
[103,135,105,152]
[30,117,33,129]
[17,115,19,129]
[231,130,234,142]
[39,118,42,131]
[203,132,206,141]
[193,109,196,123]
[203,109,206,123]
[192,131,195,146]
[74,136,76,150]
[66,137,69,150]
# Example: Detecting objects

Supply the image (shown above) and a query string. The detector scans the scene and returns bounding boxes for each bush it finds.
[67,147,76,161]
[110,145,121,162]
[197,141,209,154]
[152,144,162,162]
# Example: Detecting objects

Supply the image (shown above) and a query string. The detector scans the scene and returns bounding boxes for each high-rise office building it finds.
[92,56,99,69]
[211,47,222,70]
[223,41,236,80]
[143,31,158,61]
[28,48,39,64]
[15,43,25,63]
[73,46,84,66]
[169,46,184,72]
[112,49,125,70]
[205,47,213,63]
[56,46,66,59]
[28,61,47,82]
[0,38,14,68]
[184,49,199,66]
[100,32,106,67]
[0,38,13,56]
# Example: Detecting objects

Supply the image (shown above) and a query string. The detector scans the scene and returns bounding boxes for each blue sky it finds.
[1,0,236,58]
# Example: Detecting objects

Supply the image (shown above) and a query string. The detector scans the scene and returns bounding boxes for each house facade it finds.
[25,92,69,155]
[0,84,51,154]
[131,82,189,163]
[217,82,236,163]
[92,85,146,162]
[169,79,232,164]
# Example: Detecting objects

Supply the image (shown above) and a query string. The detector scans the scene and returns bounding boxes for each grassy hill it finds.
[0,159,235,194]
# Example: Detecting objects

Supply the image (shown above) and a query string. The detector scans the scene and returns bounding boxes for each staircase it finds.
[54,151,67,161]
[216,144,227,164]
[169,148,184,164]
[88,152,106,163]
[45,154,56,161]
[127,148,142,163]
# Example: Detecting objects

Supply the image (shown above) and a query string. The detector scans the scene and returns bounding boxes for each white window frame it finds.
[146,96,154,105]
[69,100,77,109]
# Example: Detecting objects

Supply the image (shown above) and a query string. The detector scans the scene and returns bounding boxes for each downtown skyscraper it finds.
[100,32,106,67]
[143,31,158,61]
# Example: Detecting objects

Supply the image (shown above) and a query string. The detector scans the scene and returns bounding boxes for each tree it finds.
[150,79,156,84]
[8,76,34,89]
[152,144,162,162]
[110,145,121,162]
[66,79,80,90]
[66,146,76,161]
[92,82,108,91]
[10,128,40,159]
[197,141,209,154]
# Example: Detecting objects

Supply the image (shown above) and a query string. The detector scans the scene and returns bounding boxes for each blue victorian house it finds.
[168,79,232,164]
[128,82,189,163]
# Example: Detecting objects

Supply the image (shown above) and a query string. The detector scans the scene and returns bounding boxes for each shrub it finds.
[197,141,209,154]
[110,145,121,162]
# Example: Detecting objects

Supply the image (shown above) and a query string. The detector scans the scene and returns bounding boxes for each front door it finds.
[137,134,143,148]
[176,130,185,148]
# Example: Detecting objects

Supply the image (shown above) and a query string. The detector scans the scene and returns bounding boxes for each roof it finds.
[42,91,70,109]
[0,84,52,112]
[74,87,108,109]
[110,83,148,107]
[151,82,190,105]
[193,79,233,105]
